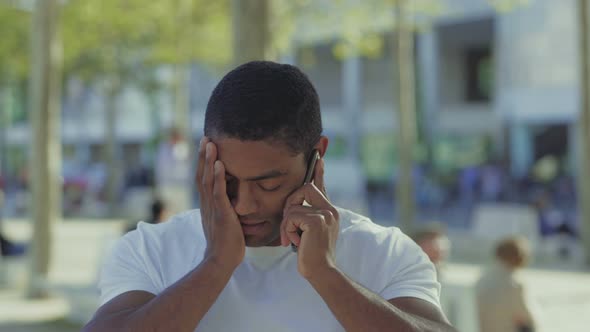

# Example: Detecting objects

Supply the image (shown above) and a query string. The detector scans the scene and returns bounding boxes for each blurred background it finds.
[1,0,590,331]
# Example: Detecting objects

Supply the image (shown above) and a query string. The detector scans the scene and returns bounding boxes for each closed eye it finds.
[258,184,281,192]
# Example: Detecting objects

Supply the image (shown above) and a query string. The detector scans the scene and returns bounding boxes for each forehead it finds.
[213,138,304,178]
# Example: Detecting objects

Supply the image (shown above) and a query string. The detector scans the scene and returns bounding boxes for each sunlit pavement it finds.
[1,218,590,331]
[0,289,81,332]
[442,263,590,332]
[0,218,125,331]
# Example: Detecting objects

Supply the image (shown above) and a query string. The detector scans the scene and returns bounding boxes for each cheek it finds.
[262,192,290,214]
[257,187,297,217]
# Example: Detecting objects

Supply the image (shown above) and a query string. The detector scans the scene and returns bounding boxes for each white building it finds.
[430,0,579,178]
[2,0,582,180]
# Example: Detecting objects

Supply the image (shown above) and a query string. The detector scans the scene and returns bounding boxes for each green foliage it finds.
[61,0,231,83]
[487,0,532,12]
[272,0,443,60]
[0,0,530,87]
[273,0,532,61]
[145,0,231,67]
[0,5,31,84]
[61,0,156,80]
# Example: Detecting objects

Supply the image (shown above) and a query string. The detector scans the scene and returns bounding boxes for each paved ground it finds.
[1,218,589,331]
[0,219,124,332]
[443,263,590,332]
[0,289,82,332]
[0,319,82,332]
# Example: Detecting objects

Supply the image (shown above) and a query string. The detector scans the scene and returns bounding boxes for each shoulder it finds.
[337,207,386,235]
[101,210,204,281]
[334,207,440,306]
[336,207,416,254]
[143,209,202,236]
[120,209,204,256]
[98,210,204,305]
[335,207,428,270]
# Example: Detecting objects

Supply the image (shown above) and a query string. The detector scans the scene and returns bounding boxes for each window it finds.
[465,48,493,102]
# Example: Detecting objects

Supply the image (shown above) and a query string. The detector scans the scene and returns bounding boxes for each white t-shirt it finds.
[98,208,441,332]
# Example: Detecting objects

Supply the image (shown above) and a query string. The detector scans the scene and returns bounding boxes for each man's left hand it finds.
[280,158,340,279]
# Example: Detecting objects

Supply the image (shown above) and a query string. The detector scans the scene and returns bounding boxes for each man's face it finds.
[212,137,309,247]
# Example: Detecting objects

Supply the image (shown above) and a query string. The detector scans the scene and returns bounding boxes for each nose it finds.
[230,182,258,216]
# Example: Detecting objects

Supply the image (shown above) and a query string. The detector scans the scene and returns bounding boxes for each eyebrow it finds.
[226,170,287,182]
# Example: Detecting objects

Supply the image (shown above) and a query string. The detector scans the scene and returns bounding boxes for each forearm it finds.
[88,258,233,332]
[307,267,454,332]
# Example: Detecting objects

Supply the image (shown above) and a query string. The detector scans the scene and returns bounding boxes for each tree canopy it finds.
[61,0,231,83]
[0,4,31,85]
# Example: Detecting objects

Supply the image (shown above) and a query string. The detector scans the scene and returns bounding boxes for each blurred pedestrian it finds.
[476,236,536,332]
[146,199,169,225]
[126,198,170,233]
[0,188,26,257]
[480,162,503,202]
[412,224,450,279]
[459,165,479,207]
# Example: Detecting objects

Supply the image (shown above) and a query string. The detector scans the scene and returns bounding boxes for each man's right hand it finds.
[196,137,245,271]
[84,142,242,332]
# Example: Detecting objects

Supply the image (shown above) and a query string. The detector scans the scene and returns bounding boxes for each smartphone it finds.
[303,149,320,185]
[291,149,320,252]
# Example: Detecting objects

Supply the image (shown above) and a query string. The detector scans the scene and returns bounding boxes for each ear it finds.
[314,136,329,158]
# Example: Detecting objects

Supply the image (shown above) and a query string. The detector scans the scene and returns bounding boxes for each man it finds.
[0,188,26,257]
[476,236,536,332]
[147,199,169,225]
[411,225,450,279]
[84,61,455,332]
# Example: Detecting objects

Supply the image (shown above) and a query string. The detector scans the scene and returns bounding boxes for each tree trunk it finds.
[0,88,8,188]
[172,64,190,136]
[27,0,62,299]
[578,0,590,266]
[231,0,271,64]
[394,0,417,234]
[172,0,191,137]
[104,79,121,217]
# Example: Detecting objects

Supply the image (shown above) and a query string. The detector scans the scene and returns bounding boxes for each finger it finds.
[196,137,209,194]
[284,212,324,246]
[213,160,233,213]
[284,214,304,246]
[313,158,328,198]
[280,210,296,247]
[317,208,337,226]
[283,211,306,246]
[283,205,316,216]
[284,182,330,210]
[202,142,217,194]
[286,226,301,247]
[284,205,337,224]
[280,219,289,247]
[280,208,291,247]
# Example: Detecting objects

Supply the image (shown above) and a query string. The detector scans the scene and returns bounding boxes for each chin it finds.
[244,234,280,247]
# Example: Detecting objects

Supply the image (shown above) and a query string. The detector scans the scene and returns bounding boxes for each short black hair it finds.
[204,61,322,155]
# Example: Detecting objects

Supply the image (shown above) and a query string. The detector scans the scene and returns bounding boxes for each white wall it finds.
[496,0,579,122]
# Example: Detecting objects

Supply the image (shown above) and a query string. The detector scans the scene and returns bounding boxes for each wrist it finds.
[202,254,240,275]
[304,261,339,284]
